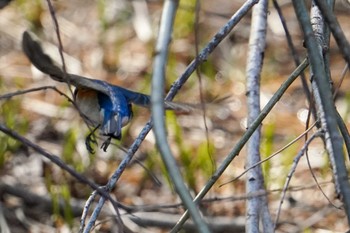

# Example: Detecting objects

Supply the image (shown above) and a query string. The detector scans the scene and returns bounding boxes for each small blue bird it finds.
[22,31,191,152]
[74,86,132,140]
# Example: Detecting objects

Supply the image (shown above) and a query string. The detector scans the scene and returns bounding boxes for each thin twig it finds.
[0,86,72,102]
[333,63,349,99]
[45,0,74,96]
[79,191,98,233]
[272,0,316,120]
[220,121,317,187]
[305,147,341,209]
[274,130,323,226]
[193,0,215,174]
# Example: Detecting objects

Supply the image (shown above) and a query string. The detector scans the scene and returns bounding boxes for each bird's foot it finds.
[85,125,100,153]
[101,137,112,152]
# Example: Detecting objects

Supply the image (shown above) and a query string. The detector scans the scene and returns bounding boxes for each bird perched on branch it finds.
[22,31,192,152]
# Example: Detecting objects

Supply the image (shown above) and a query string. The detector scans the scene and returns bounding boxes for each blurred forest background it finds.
[1,0,350,232]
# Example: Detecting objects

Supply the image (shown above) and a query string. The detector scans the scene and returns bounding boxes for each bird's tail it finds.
[100,111,122,140]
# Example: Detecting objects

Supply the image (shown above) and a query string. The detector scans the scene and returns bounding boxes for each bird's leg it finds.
[101,137,112,152]
[85,125,100,153]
